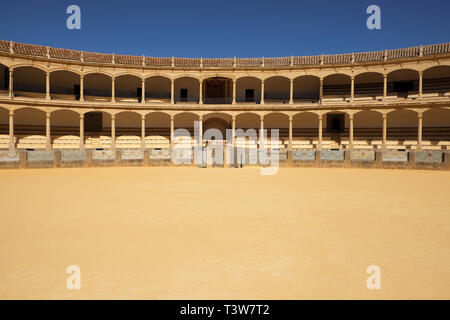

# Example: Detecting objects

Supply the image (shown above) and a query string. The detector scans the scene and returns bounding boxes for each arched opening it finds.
[423,108,450,141]
[84,73,112,101]
[323,74,351,102]
[174,112,199,134]
[293,75,320,103]
[50,71,80,100]
[115,111,141,148]
[83,111,112,149]
[236,77,261,103]
[115,75,141,103]
[13,67,46,98]
[387,109,418,140]
[51,109,80,149]
[423,66,450,96]
[387,69,419,99]
[145,76,170,102]
[0,107,9,143]
[291,112,318,149]
[264,76,290,103]
[14,108,46,149]
[235,112,260,148]
[354,72,384,100]
[354,110,383,144]
[173,112,199,147]
[324,111,349,147]
[174,77,199,103]
[203,113,231,138]
[145,112,170,148]
[0,63,9,96]
[203,77,232,104]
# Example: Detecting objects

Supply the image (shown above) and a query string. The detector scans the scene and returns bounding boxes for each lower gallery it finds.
[0,41,449,300]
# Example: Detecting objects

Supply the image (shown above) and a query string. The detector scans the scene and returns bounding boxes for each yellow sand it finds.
[0,167,449,300]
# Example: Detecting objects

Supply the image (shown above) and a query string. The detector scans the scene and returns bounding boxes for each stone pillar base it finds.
[315,150,321,167]
[86,150,93,167]
[19,150,26,168]
[54,150,61,168]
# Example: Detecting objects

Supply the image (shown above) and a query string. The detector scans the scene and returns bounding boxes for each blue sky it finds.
[0,0,448,58]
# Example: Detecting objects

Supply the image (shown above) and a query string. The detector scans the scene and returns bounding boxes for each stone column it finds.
[170,116,174,147]
[9,110,14,151]
[289,79,294,104]
[419,71,423,98]
[260,80,265,105]
[141,116,146,149]
[383,75,387,100]
[199,80,203,104]
[8,68,13,99]
[318,114,323,150]
[111,115,116,149]
[111,77,115,103]
[80,75,84,102]
[350,76,355,102]
[141,78,146,103]
[232,79,236,105]
[382,113,387,149]
[79,114,85,149]
[170,79,174,104]
[418,112,423,151]
[288,115,293,150]
[46,112,51,150]
[232,115,236,146]
[198,115,203,148]
[319,78,323,104]
[349,114,354,150]
[46,72,50,100]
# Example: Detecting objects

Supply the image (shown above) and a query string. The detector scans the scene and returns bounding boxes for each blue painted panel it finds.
[61,150,86,162]
[92,149,115,161]
[321,150,345,161]
[415,151,443,163]
[382,150,408,162]
[149,148,171,159]
[121,149,144,160]
[27,150,54,162]
[0,150,19,162]
[351,150,375,162]
[293,150,315,161]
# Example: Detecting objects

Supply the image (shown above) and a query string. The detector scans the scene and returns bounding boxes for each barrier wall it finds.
[0,149,449,170]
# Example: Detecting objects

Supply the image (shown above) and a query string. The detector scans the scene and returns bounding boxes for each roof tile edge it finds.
[0,40,449,68]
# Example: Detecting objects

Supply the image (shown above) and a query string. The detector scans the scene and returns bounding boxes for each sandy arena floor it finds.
[0,167,449,299]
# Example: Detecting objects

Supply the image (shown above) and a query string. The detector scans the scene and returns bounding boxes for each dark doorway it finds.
[394,81,414,93]
[74,84,80,100]
[137,87,142,103]
[326,113,345,133]
[84,112,103,133]
[180,88,188,102]
[245,89,254,102]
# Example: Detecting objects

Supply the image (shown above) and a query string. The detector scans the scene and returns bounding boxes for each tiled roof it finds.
[115,54,142,65]
[236,58,261,67]
[144,57,171,66]
[83,52,113,63]
[1,40,449,68]
[50,47,82,60]
[0,40,10,52]
[203,58,233,68]
[174,58,201,67]
[14,42,47,56]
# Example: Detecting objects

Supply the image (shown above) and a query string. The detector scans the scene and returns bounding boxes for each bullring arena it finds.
[0,41,449,299]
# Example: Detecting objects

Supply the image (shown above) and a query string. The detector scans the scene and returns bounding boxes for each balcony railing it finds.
[203,98,233,104]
